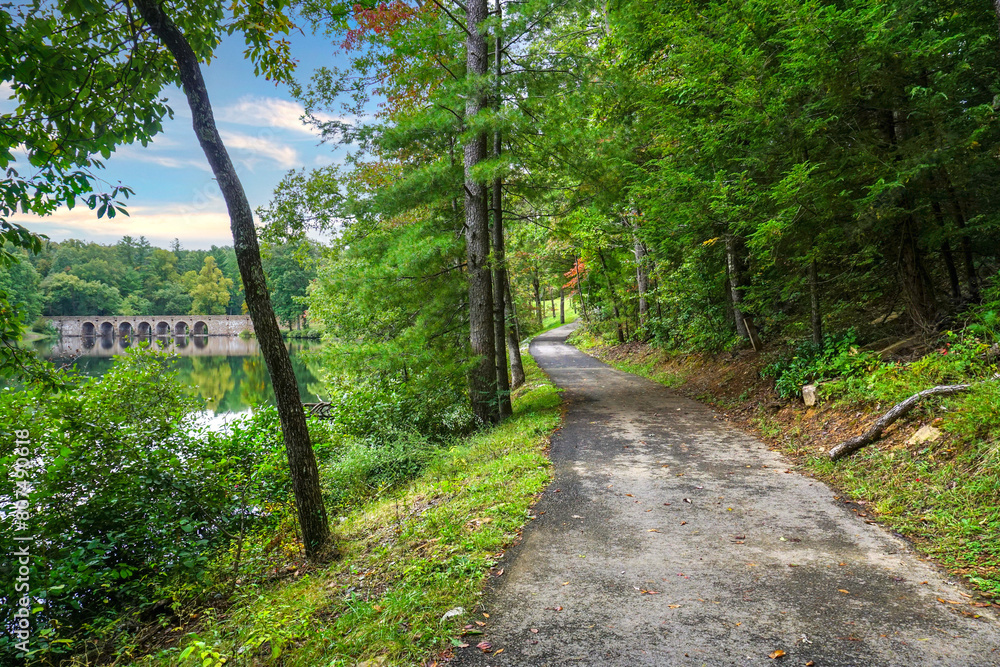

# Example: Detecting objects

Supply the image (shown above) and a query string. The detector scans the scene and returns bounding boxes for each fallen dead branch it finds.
[828,383,973,461]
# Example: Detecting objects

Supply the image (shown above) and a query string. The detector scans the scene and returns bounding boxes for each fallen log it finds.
[827,383,972,461]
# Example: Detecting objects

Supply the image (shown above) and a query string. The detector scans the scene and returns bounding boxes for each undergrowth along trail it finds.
[134,357,561,667]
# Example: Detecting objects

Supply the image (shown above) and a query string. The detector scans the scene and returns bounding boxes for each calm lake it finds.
[35,335,326,419]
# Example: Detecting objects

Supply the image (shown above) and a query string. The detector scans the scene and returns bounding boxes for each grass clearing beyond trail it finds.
[139,357,560,667]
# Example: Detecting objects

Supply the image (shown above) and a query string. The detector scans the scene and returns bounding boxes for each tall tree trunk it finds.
[632,216,649,332]
[597,249,625,343]
[941,239,961,301]
[559,285,565,324]
[134,0,331,557]
[946,189,980,302]
[488,0,511,418]
[809,258,822,346]
[898,215,937,330]
[550,291,555,318]
[994,1,1000,42]
[504,274,525,389]
[532,270,543,328]
[490,155,512,414]
[725,234,750,340]
[928,179,962,301]
[464,0,498,425]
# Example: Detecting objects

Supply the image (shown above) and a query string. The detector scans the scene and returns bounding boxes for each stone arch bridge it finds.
[46,315,254,338]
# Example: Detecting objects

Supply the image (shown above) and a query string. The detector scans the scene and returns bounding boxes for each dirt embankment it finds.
[581,338,1000,603]
[588,341,926,463]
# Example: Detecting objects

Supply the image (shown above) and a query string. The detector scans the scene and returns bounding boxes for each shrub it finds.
[762,330,880,399]
[0,351,296,661]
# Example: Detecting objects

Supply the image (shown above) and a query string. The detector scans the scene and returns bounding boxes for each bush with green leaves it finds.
[966,272,1000,344]
[762,330,881,399]
[0,351,303,662]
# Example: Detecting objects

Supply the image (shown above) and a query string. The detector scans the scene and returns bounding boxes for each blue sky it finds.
[6,24,354,250]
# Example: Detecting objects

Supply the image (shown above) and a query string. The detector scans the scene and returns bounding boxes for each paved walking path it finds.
[455,323,1000,666]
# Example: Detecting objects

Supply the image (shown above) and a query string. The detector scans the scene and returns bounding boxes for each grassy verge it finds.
[136,357,561,667]
[529,298,580,338]
[567,327,1000,600]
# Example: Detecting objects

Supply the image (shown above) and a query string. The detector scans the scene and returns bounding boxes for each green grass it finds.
[133,357,561,667]
[532,297,580,337]
[567,327,1000,599]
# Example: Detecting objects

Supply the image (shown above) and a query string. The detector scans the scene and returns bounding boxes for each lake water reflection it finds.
[37,334,325,416]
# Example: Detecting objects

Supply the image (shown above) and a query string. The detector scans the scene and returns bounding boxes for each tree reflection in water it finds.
[37,336,322,416]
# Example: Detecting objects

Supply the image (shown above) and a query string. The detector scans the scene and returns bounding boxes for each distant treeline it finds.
[2,235,317,331]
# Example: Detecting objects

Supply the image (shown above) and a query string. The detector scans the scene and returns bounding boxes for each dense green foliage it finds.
[262,0,1000,419]
[4,236,319,327]
[0,346,473,663]
[4,0,1000,663]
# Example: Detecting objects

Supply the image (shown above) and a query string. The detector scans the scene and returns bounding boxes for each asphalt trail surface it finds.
[454,323,1000,666]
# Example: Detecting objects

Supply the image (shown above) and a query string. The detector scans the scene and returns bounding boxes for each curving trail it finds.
[454,323,1000,666]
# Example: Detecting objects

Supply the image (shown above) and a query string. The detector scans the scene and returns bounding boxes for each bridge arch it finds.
[156,321,170,336]
[174,321,189,336]
[192,320,209,336]
[99,322,114,337]
[137,321,152,337]
[118,322,133,339]
[81,321,97,337]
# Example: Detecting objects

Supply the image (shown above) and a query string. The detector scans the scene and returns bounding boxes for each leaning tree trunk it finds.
[532,271,543,328]
[489,2,512,419]
[505,275,525,389]
[632,215,649,332]
[464,0,499,425]
[597,249,626,344]
[725,234,750,340]
[809,258,822,346]
[828,383,974,460]
[995,1,1000,44]
[135,0,331,558]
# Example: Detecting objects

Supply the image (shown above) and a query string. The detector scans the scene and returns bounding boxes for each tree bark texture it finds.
[995,0,1000,44]
[632,216,649,331]
[941,239,961,301]
[946,187,980,302]
[134,0,332,557]
[464,0,499,425]
[828,383,973,461]
[928,186,962,300]
[898,215,937,330]
[505,274,525,389]
[725,234,750,340]
[490,0,512,417]
[809,258,822,346]
[532,271,543,328]
[598,249,625,344]
[491,182,512,418]
[559,285,565,324]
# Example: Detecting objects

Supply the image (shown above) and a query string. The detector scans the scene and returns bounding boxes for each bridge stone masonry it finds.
[46,315,255,338]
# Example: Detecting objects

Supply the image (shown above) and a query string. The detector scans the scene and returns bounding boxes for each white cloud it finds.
[12,203,236,248]
[115,145,213,172]
[220,96,315,135]
[219,129,299,170]
[219,95,348,136]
